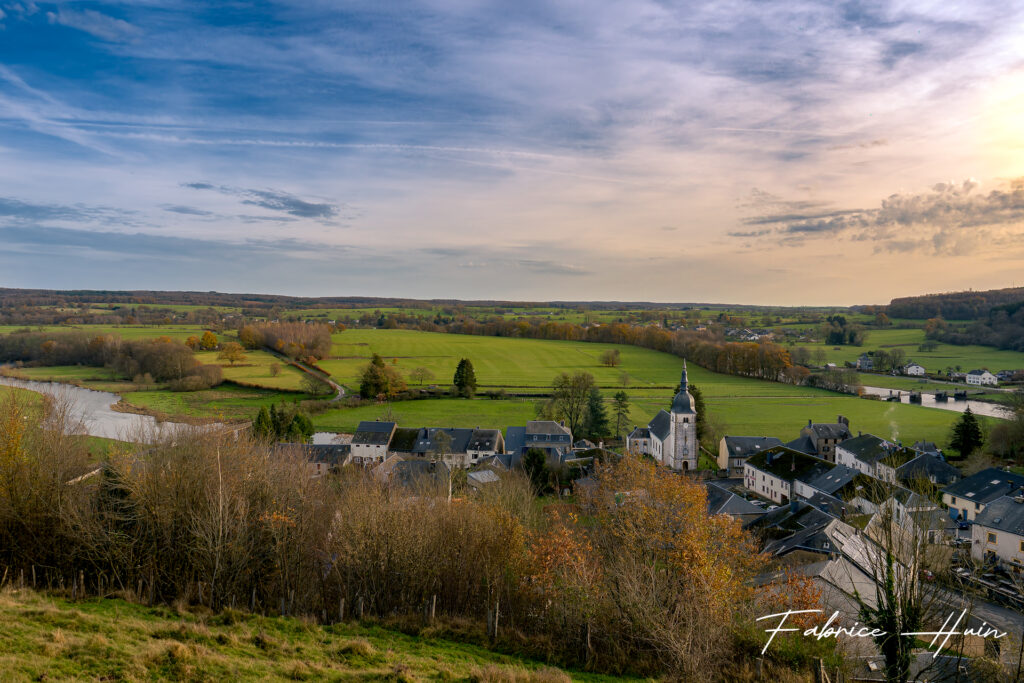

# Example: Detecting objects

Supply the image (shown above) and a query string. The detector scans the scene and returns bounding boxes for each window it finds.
[987,532,997,544]
[1020,540,1024,553]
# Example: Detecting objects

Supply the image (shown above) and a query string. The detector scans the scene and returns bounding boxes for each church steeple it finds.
[671,360,694,414]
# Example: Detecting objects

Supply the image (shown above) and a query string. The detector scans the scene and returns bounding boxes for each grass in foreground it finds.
[0,588,635,682]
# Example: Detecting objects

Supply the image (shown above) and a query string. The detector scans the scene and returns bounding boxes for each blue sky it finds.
[1,1,1023,304]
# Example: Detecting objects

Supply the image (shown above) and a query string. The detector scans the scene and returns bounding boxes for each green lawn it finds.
[124,384,317,421]
[0,589,627,682]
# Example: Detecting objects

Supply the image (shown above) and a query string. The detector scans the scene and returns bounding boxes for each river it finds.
[860,385,1013,420]
[0,376,218,442]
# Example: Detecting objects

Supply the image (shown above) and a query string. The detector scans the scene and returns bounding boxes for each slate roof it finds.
[468,428,502,452]
[627,427,650,440]
[745,446,835,482]
[277,443,351,465]
[649,409,672,441]
[504,426,526,461]
[388,427,420,453]
[973,495,1024,536]
[912,441,940,454]
[803,464,859,495]
[968,369,992,376]
[896,454,960,486]
[526,420,571,437]
[722,436,783,459]
[706,483,765,518]
[411,427,474,456]
[352,421,396,445]
[942,468,1024,505]
[805,422,852,440]
[785,434,818,455]
[837,433,912,466]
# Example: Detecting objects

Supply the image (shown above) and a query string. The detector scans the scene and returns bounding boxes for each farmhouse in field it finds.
[855,353,873,370]
[966,369,998,386]
[903,362,926,376]
[624,362,698,471]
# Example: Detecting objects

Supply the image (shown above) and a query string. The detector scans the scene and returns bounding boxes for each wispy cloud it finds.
[46,8,141,42]
[182,182,342,221]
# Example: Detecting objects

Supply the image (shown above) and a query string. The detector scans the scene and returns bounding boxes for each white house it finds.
[965,369,998,386]
[971,495,1024,569]
[903,363,926,376]
[351,420,396,465]
[743,446,835,504]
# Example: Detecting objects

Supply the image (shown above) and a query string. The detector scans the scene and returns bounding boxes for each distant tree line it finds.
[0,331,224,390]
[924,302,1024,352]
[885,286,1024,320]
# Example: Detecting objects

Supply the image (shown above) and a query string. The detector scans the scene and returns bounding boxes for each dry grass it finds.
[0,587,615,682]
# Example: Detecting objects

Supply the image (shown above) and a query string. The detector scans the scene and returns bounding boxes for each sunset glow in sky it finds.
[1,1,1023,304]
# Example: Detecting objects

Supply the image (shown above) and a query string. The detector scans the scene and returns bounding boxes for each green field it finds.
[794,327,1024,372]
[0,589,624,682]
[0,324,215,342]
[322,329,689,390]
[308,330,973,446]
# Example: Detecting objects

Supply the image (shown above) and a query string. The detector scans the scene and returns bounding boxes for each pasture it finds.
[309,330,972,445]
[793,327,1024,371]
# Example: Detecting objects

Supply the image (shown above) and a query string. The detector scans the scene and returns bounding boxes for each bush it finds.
[168,375,211,392]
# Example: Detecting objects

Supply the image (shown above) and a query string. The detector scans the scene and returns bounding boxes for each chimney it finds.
[808,418,813,428]
[789,498,798,513]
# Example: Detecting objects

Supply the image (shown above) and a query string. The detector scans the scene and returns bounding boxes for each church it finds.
[625,362,699,471]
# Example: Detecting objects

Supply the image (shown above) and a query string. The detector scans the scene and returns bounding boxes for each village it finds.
[282,359,1024,663]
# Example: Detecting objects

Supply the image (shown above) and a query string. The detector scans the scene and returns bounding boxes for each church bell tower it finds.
[670,361,698,471]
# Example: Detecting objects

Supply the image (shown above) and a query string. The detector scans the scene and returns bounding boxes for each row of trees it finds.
[0,331,226,390]
[0,394,808,679]
[241,322,333,359]
[251,403,315,442]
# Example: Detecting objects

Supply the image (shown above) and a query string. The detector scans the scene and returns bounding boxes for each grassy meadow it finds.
[0,589,625,682]
[309,330,974,446]
[793,326,1024,371]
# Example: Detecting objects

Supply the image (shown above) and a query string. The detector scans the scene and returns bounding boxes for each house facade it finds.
[717,436,782,476]
[941,468,1024,522]
[351,421,397,465]
[800,417,852,462]
[966,369,998,386]
[744,446,835,504]
[970,495,1024,569]
[904,363,926,376]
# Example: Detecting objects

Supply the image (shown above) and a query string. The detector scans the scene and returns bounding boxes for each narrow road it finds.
[262,346,346,402]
